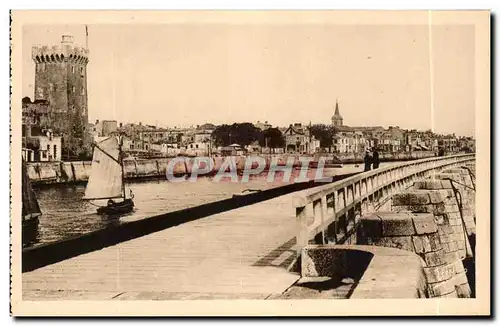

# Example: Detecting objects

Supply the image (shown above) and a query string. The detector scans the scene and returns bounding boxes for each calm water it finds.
[25,163,396,248]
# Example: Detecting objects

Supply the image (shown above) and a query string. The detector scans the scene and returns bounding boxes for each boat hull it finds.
[97,199,134,215]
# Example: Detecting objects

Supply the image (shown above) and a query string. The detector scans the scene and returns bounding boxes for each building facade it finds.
[284,123,320,154]
[23,127,62,162]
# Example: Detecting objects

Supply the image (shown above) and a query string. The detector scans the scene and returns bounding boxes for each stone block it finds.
[453,225,465,235]
[428,233,442,251]
[440,290,459,298]
[428,191,444,204]
[412,235,433,254]
[379,212,416,236]
[422,250,445,266]
[451,260,466,275]
[424,263,455,283]
[445,204,460,213]
[444,241,459,253]
[447,212,461,221]
[449,218,463,226]
[412,213,438,235]
[434,214,447,225]
[432,203,446,215]
[439,224,454,235]
[427,277,458,297]
[392,192,431,206]
[358,214,382,238]
[371,236,414,252]
[442,251,461,264]
[413,180,443,190]
[440,180,453,189]
[456,283,472,298]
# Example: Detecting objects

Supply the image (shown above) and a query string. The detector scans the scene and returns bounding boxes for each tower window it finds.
[80,67,84,74]
[81,87,85,95]
[72,86,76,93]
[49,83,54,92]
[71,66,75,73]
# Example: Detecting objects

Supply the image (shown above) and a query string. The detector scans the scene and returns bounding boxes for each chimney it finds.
[119,122,123,128]
[95,119,99,125]
[61,35,74,44]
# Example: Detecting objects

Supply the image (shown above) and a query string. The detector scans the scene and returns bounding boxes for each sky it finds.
[22,23,475,136]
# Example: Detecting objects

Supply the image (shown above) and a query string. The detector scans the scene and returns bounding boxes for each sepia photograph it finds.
[10,10,490,316]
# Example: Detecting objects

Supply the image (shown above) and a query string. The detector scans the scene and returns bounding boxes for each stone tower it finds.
[331,99,343,127]
[32,34,90,159]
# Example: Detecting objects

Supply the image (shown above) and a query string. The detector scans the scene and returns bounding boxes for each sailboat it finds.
[83,135,135,215]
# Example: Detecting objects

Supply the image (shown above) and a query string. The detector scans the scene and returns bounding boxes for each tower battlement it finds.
[32,35,89,64]
[31,34,90,159]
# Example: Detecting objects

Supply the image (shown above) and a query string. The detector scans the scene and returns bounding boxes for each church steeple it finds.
[331,99,343,127]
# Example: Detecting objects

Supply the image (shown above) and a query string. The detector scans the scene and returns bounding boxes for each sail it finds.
[83,136,124,200]
[22,159,42,219]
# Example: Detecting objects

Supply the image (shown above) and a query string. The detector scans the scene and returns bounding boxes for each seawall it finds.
[26,152,438,186]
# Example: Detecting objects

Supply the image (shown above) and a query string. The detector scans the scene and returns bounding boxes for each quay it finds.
[22,154,476,300]
[25,151,439,186]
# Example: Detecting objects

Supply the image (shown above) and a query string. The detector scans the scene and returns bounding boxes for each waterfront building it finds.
[438,135,459,153]
[22,127,62,162]
[332,131,366,154]
[284,123,320,154]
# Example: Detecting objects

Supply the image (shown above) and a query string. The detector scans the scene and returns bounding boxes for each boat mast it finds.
[119,134,126,200]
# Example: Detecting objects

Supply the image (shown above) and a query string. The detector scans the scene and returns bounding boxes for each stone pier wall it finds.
[354,168,476,298]
[357,209,471,298]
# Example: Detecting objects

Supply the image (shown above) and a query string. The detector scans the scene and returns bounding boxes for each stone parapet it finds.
[357,211,471,298]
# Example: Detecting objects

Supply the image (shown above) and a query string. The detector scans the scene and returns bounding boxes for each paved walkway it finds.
[23,191,305,300]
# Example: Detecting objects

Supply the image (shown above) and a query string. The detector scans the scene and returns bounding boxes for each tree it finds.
[212,123,262,147]
[259,127,284,152]
[309,124,335,150]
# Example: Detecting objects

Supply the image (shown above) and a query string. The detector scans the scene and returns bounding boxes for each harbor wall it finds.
[26,151,437,185]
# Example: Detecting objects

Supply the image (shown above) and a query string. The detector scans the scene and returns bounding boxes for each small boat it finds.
[232,189,262,198]
[22,159,41,246]
[83,135,135,215]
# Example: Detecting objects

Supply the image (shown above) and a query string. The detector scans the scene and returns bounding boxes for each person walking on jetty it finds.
[372,148,380,169]
[364,149,372,172]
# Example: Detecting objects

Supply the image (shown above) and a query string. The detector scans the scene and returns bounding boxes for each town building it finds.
[438,135,459,153]
[284,123,320,154]
[92,120,118,137]
[22,127,62,162]
[31,34,90,159]
[332,131,367,154]
[254,121,272,131]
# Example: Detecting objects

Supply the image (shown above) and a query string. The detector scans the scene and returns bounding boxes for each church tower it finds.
[331,99,343,127]
[32,34,90,159]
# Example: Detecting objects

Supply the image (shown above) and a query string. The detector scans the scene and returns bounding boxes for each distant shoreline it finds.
[25,150,446,187]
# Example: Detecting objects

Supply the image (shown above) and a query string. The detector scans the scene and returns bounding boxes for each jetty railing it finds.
[292,153,476,255]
